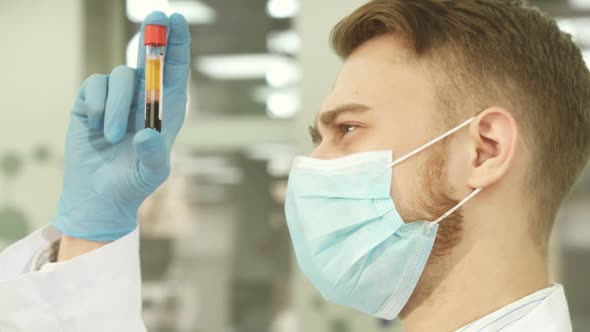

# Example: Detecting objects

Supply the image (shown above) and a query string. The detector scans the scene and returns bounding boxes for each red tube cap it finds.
[144,25,167,46]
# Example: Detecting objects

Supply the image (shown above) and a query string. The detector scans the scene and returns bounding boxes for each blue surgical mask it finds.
[284,118,481,320]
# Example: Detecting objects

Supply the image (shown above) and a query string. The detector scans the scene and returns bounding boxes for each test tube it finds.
[144,24,167,132]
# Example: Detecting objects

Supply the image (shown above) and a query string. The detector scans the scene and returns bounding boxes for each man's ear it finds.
[467,108,518,189]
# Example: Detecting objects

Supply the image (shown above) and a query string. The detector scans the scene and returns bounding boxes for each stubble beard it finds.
[399,140,464,319]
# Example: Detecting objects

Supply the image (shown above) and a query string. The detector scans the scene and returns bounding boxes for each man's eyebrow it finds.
[318,103,371,127]
[308,103,371,144]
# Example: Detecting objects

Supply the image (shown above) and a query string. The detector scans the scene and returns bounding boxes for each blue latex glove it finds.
[51,12,191,241]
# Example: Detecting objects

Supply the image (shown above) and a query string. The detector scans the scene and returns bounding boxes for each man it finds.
[1,1,588,331]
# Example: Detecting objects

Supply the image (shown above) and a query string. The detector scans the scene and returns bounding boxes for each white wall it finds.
[0,0,82,230]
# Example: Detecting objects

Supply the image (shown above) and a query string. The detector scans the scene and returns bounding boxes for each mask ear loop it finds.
[388,118,475,168]
[382,117,479,228]
[429,188,482,229]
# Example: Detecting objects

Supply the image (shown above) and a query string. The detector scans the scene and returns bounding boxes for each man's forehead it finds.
[325,55,416,110]
[321,47,433,114]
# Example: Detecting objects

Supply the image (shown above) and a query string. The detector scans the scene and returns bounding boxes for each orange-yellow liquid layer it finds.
[145,58,162,93]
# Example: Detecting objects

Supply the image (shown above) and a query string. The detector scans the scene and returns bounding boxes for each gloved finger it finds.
[162,13,191,147]
[104,66,136,144]
[163,13,191,90]
[84,74,109,129]
[136,11,169,74]
[133,129,170,191]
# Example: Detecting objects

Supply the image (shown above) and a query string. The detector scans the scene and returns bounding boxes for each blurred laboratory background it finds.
[0,0,589,331]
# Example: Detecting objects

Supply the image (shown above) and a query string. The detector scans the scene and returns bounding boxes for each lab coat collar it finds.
[456,284,571,332]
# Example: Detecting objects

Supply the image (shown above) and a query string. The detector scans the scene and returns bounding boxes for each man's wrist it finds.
[57,235,111,262]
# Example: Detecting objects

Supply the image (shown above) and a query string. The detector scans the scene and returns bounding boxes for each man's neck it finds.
[400,233,550,332]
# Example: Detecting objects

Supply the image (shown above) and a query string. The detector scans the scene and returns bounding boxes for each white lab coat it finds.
[0,226,145,332]
[505,289,572,332]
[0,225,573,332]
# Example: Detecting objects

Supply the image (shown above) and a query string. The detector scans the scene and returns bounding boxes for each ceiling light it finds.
[197,54,275,80]
[251,86,300,119]
[126,0,216,24]
[197,54,300,83]
[266,90,300,119]
[569,0,590,10]
[265,58,300,88]
[170,1,216,24]
[266,0,300,19]
[127,0,168,23]
[267,30,301,54]
[251,86,298,103]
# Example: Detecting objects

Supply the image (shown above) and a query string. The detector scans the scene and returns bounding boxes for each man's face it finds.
[311,34,449,222]
[311,34,463,315]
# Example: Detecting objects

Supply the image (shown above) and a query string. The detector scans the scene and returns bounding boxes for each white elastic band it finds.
[388,118,475,168]
[430,188,482,226]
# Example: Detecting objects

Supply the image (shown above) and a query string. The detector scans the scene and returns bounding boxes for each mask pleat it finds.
[296,197,395,238]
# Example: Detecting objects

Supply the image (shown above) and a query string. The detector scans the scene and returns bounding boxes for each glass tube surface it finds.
[145,45,164,132]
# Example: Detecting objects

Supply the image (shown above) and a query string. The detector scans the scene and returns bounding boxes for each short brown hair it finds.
[331,0,590,244]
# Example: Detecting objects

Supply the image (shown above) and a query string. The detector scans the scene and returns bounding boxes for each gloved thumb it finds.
[133,129,170,191]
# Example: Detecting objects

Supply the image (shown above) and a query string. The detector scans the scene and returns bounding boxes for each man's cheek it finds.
[390,165,419,222]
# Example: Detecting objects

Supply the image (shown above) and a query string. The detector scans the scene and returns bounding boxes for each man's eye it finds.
[339,124,358,135]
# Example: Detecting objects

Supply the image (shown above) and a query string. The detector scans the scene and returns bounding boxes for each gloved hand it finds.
[51,12,191,242]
